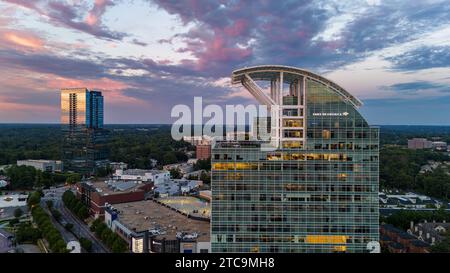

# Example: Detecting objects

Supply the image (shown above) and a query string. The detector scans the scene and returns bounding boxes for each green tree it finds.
[27,191,41,208]
[431,234,450,253]
[16,223,41,243]
[51,209,62,221]
[111,237,128,253]
[194,158,211,171]
[77,206,89,220]
[64,223,73,231]
[5,165,37,189]
[90,218,102,232]
[79,237,93,252]
[163,152,178,165]
[66,173,81,185]
[101,228,112,245]
[94,222,107,238]
[14,207,23,218]
[169,168,182,179]
[95,166,112,178]
[200,171,211,184]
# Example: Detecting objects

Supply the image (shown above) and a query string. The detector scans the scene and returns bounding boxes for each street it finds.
[42,186,110,253]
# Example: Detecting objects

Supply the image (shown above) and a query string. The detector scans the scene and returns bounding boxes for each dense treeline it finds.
[31,206,68,253]
[108,127,193,168]
[380,147,450,199]
[4,165,80,190]
[0,125,193,169]
[0,125,61,165]
[380,125,450,145]
[15,223,41,244]
[62,190,89,220]
[90,218,128,253]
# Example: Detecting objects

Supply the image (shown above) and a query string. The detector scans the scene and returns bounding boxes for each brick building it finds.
[76,180,153,218]
[196,144,211,160]
[380,224,430,253]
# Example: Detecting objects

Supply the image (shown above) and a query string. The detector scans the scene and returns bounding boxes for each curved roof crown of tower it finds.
[231,65,362,108]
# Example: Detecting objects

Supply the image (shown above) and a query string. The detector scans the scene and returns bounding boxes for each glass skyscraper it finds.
[211,66,379,253]
[61,88,109,174]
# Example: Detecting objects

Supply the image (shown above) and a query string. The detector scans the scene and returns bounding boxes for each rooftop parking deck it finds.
[111,200,210,242]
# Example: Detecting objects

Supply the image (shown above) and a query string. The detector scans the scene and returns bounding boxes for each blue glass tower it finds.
[61,88,108,174]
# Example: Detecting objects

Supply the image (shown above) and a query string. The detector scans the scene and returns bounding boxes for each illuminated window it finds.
[267,153,283,160]
[338,173,347,181]
[283,119,303,127]
[333,246,347,252]
[282,141,303,148]
[305,235,348,244]
[283,129,303,138]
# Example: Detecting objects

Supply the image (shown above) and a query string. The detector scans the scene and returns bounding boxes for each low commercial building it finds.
[113,169,170,185]
[184,170,206,179]
[76,180,154,218]
[105,200,210,253]
[109,162,128,171]
[432,141,447,151]
[16,159,63,172]
[154,179,203,197]
[379,192,442,209]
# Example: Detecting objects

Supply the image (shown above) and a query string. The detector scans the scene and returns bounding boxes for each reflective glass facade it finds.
[211,73,379,253]
[61,88,108,174]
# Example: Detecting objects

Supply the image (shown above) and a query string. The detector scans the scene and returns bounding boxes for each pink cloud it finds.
[44,76,148,106]
[1,30,45,51]
[45,76,130,92]
[224,19,249,37]
[193,31,253,69]
[85,0,113,27]
[0,98,54,112]
[4,0,125,40]
[158,59,173,65]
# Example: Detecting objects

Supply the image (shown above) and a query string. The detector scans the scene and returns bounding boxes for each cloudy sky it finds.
[1,0,450,125]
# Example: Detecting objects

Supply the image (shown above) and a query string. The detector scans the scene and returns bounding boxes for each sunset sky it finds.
[1,0,450,125]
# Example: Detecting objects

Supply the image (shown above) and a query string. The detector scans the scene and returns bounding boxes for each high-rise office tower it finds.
[211,66,379,253]
[61,88,109,174]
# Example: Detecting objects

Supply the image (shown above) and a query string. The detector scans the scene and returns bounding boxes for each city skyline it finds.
[1,0,450,125]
